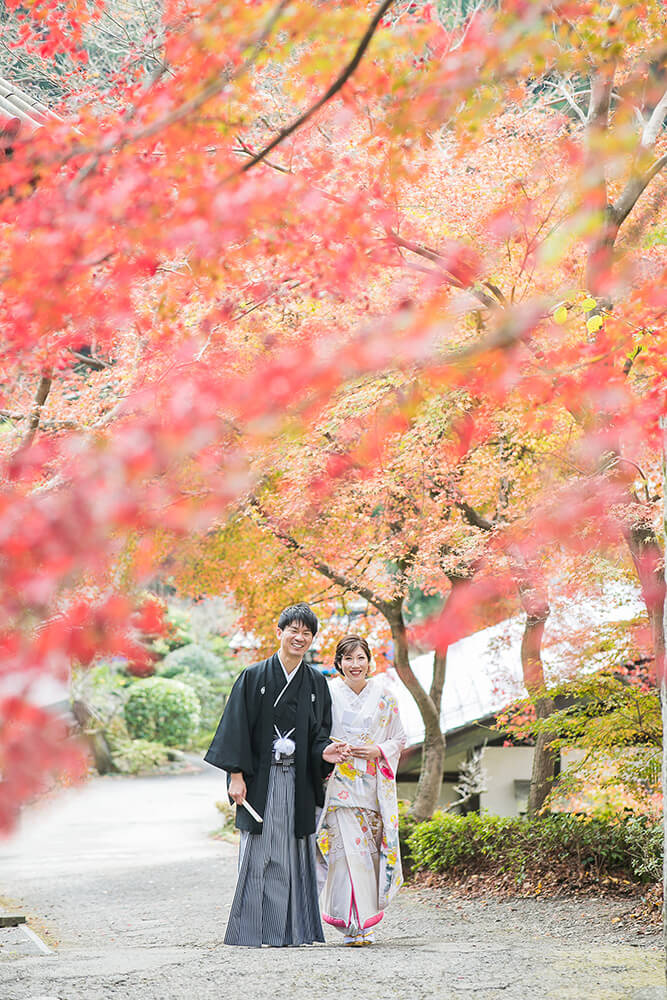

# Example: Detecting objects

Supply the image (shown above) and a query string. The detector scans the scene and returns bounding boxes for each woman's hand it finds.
[323,742,351,764]
[350,744,381,761]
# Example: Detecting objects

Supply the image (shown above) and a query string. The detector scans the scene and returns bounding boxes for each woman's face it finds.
[339,645,370,687]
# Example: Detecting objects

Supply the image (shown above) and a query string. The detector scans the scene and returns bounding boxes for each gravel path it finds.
[0,768,664,1000]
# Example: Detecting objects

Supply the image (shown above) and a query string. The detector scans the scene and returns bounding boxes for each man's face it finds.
[277,619,314,660]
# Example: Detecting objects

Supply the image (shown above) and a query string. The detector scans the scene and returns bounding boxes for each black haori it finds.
[204,653,333,838]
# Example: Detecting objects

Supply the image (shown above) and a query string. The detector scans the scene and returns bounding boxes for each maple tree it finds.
[0,1,664,942]
[178,374,578,819]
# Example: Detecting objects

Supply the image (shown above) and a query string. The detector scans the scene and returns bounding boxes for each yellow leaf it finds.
[553,305,568,324]
[586,315,603,333]
[582,297,597,311]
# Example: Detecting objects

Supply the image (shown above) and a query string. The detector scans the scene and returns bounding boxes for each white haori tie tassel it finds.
[273,726,296,760]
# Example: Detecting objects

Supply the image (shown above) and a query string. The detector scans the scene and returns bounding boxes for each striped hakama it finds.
[224,756,324,947]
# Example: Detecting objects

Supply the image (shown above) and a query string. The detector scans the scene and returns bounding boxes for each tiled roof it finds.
[0,76,61,133]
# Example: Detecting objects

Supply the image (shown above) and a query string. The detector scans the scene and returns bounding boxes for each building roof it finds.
[0,75,62,135]
[397,581,646,748]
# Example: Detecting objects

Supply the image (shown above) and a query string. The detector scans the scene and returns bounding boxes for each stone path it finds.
[0,768,664,1000]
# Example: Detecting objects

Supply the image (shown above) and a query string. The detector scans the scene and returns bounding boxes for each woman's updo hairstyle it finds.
[334,635,372,676]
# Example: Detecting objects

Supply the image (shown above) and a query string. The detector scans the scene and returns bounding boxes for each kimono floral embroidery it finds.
[337,759,357,780]
[317,829,330,857]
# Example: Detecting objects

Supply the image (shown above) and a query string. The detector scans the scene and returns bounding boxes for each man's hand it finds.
[350,744,381,761]
[228,771,247,804]
[322,742,351,764]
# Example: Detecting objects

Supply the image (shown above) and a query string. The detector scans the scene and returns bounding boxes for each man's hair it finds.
[277,602,319,636]
[333,635,372,675]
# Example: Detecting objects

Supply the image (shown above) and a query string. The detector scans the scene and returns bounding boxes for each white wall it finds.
[479,746,535,817]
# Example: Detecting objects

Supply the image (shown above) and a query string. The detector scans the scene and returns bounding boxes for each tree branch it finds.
[541,78,587,124]
[69,348,112,371]
[248,496,394,614]
[233,0,396,177]
[390,232,497,308]
[642,86,667,147]
[68,0,290,190]
[454,496,496,532]
[612,152,667,228]
[0,409,79,431]
[19,373,52,449]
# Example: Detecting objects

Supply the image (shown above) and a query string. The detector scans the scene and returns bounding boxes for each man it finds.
[205,602,348,947]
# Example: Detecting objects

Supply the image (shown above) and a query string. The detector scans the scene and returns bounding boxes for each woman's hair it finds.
[334,635,372,675]
[277,602,319,636]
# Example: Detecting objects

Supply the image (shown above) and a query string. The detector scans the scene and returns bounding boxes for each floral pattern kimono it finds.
[316,675,406,938]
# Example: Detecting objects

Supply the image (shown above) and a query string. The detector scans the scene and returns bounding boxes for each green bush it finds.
[407,811,661,885]
[124,677,200,747]
[159,643,224,679]
[107,734,170,774]
[398,800,420,873]
[177,671,226,732]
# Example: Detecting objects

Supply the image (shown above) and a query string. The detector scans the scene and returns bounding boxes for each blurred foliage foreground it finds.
[71,603,240,775]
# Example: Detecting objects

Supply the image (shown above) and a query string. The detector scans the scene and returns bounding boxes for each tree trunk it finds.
[620,515,666,672]
[71,699,114,775]
[389,611,445,820]
[527,695,558,815]
[514,568,556,815]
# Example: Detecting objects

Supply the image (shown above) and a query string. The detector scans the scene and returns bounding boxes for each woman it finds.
[316,635,406,946]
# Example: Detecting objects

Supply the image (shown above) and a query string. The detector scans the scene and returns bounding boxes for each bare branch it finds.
[69,348,112,371]
[390,232,497,309]
[0,409,79,431]
[541,78,587,124]
[233,134,291,174]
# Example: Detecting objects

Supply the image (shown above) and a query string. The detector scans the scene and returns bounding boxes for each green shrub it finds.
[107,734,170,774]
[206,633,231,658]
[407,811,661,885]
[159,643,224,679]
[398,800,420,872]
[177,671,226,732]
[124,677,200,747]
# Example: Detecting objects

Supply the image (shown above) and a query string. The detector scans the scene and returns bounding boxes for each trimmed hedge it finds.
[405,811,661,885]
[124,677,200,747]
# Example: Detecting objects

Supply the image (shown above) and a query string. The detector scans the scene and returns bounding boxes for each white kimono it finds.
[316,675,406,935]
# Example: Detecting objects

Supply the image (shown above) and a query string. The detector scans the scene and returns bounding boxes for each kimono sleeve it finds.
[310,673,334,780]
[204,669,255,776]
[377,693,407,780]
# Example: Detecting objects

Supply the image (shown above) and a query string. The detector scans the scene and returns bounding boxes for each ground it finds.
[0,767,664,1000]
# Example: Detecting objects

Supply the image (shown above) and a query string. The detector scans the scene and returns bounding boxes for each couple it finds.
[205,602,406,948]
